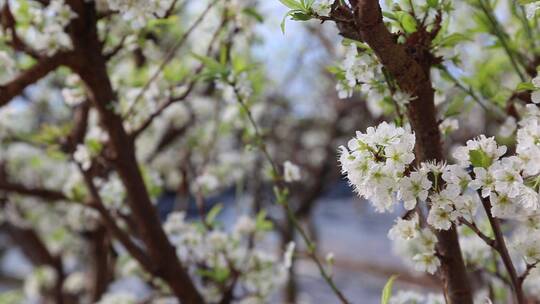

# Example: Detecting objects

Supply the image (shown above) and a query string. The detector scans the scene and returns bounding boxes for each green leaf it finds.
[427,0,439,7]
[518,0,539,4]
[85,139,103,155]
[164,59,189,83]
[469,149,492,168]
[516,82,536,92]
[197,267,231,283]
[396,11,417,33]
[290,12,312,21]
[279,0,302,10]
[219,45,228,65]
[302,0,316,10]
[206,203,224,224]
[436,33,471,48]
[280,9,313,33]
[382,11,397,21]
[191,53,229,79]
[256,210,274,231]
[381,275,399,304]
[146,15,178,30]
[280,12,290,34]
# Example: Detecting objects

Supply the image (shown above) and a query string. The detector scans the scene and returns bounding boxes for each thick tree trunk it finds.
[347,1,473,302]
[63,1,205,302]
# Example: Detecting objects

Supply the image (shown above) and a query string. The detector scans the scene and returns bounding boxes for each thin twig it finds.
[123,0,220,118]
[230,79,351,304]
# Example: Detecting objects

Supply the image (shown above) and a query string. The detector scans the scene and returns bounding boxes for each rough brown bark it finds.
[337,1,473,303]
[63,1,204,302]
[89,227,110,302]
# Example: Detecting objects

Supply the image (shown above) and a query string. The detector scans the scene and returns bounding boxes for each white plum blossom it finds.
[18,0,77,55]
[312,0,333,16]
[397,171,431,210]
[514,235,540,263]
[194,173,220,194]
[442,164,471,190]
[335,44,379,100]
[388,216,418,240]
[234,215,257,235]
[427,202,458,230]
[421,166,476,227]
[489,192,516,218]
[470,167,496,198]
[283,160,302,183]
[105,0,175,28]
[24,266,58,300]
[97,175,126,211]
[339,122,415,212]
[61,75,86,106]
[517,117,540,176]
[439,117,459,135]
[413,252,441,274]
[525,2,540,19]
[518,186,540,211]
[453,135,507,167]
[491,157,523,198]
[62,272,86,294]
[73,144,92,170]
[393,91,416,106]
[163,211,285,301]
[284,241,296,269]
[454,194,479,222]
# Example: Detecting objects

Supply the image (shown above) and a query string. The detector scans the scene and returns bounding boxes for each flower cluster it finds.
[388,215,441,274]
[104,0,175,28]
[525,1,540,19]
[163,211,286,302]
[341,110,540,279]
[339,122,416,212]
[335,44,380,99]
[14,0,77,55]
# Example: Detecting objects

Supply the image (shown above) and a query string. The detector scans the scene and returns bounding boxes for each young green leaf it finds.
[469,149,492,169]
[516,82,536,92]
[206,203,224,225]
[396,11,417,33]
[279,0,302,10]
[381,275,399,304]
[427,0,439,7]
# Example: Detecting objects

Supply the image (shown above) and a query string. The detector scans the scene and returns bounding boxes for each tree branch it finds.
[480,196,524,303]
[64,1,204,302]
[331,1,473,302]
[0,180,68,201]
[0,52,69,107]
